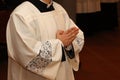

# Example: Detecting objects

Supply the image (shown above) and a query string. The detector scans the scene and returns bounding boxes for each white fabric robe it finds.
[77,0,101,13]
[6,1,84,80]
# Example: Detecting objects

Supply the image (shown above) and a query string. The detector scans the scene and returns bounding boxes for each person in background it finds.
[6,0,84,80]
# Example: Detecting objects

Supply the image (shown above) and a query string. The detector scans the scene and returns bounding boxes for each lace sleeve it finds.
[26,41,52,74]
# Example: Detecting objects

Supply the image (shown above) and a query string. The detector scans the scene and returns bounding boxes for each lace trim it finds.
[75,37,82,46]
[26,41,52,73]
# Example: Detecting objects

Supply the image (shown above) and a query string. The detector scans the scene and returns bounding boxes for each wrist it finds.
[65,45,72,51]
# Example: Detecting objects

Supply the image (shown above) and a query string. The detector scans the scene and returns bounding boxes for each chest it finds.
[29,11,67,41]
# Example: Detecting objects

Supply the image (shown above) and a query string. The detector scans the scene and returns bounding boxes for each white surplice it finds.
[6,1,84,80]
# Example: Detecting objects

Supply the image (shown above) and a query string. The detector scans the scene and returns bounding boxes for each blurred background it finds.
[0,0,120,80]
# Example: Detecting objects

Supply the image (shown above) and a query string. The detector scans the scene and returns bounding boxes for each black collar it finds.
[28,0,55,12]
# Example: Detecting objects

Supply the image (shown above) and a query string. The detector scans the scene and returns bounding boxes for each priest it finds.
[6,0,84,80]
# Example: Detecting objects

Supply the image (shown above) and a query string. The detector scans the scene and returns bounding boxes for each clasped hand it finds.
[56,27,79,47]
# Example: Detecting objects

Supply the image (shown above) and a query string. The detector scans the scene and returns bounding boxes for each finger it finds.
[68,30,79,39]
[65,29,72,34]
[65,27,76,34]
[70,27,78,31]
[68,36,76,44]
[57,30,64,35]
[67,27,79,35]
[72,27,79,33]
[71,33,77,40]
[67,29,79,38]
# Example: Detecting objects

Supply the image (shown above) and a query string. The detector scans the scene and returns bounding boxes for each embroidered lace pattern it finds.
[26,41,52,73]
[75,37,82,46]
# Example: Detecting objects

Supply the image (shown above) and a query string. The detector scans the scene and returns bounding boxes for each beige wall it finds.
[55,0,76,22]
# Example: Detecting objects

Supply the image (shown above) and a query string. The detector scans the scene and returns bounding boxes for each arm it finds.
[68,19,84,71]
[7,13,63,80]
[56,18,84,71]
[55,4,84,71]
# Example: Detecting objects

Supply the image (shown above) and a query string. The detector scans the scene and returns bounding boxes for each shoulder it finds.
[53,1,68,14]
[10,1,38,19]
[53,1,70,20]
[53,1,63,8]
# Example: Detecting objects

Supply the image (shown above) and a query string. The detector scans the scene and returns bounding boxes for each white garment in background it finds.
[77,0,101,13]
[6,1,84,80]
[76,0,119,13]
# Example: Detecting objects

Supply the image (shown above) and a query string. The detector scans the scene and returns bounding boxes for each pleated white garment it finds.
[6,1,84,80]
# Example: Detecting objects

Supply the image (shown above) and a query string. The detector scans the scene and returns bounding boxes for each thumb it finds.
[57,30,64,35]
